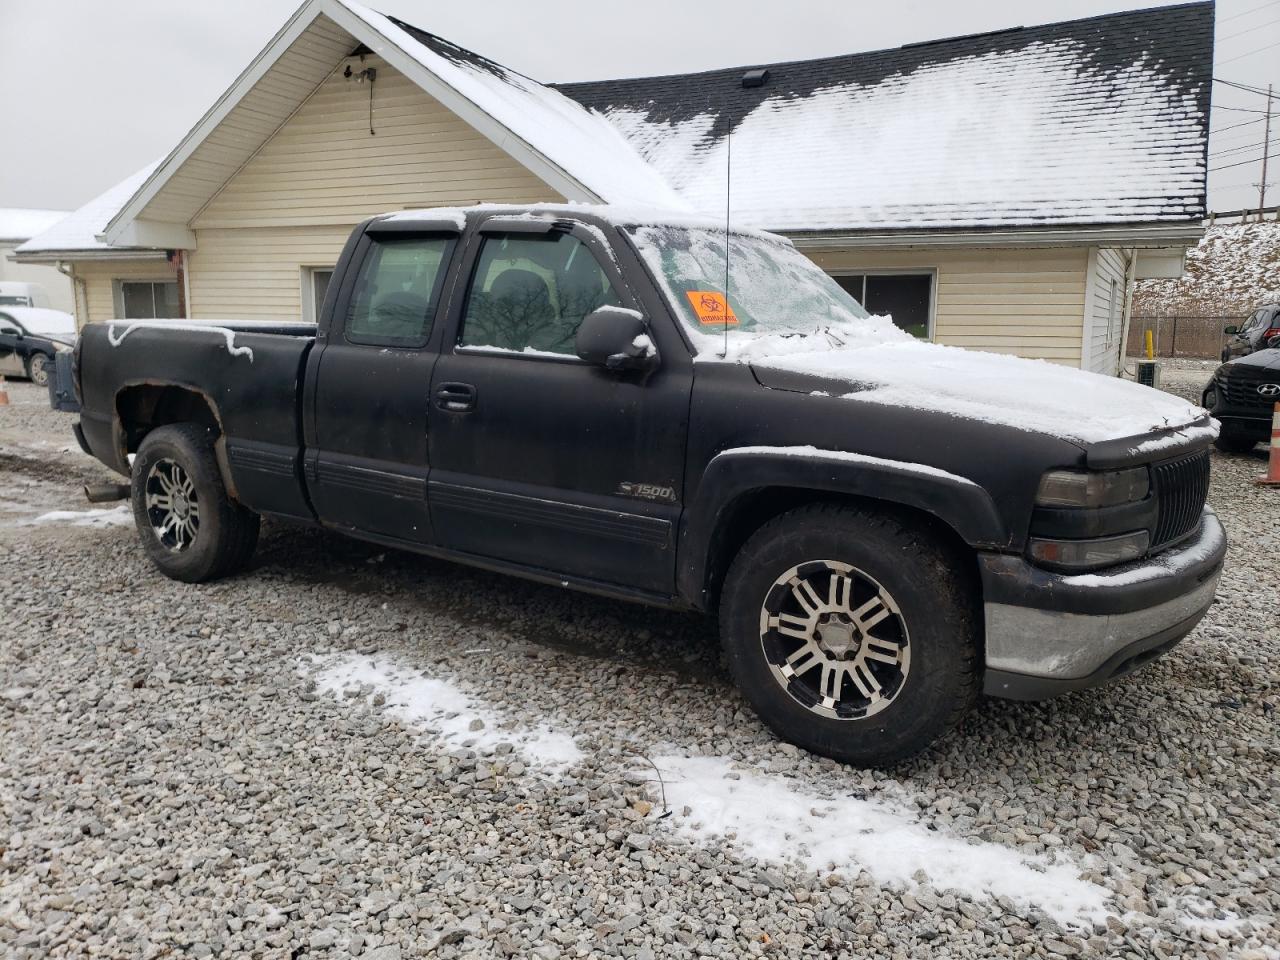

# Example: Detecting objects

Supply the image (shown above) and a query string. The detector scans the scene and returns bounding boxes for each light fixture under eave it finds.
[343,62,378,136]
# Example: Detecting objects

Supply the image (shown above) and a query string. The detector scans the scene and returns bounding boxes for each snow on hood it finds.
[735,332,1211,447]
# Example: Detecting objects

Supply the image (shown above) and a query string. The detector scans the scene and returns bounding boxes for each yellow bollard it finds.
[1145,329,1154,361]
[0,375,8,406]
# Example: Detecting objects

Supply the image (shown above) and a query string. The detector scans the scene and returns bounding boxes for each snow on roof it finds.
[342,3,689,211]
[15,163,161,256]
[560,2,1212,233]
[0,208,70,243]
[1134,221,1280,317]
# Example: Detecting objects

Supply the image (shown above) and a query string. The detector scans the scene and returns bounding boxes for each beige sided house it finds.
[15,0,1211,375]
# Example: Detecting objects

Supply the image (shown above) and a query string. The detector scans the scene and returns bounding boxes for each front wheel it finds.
[719,503,977,767]
[26,353,50,387]
[131,423,260,583]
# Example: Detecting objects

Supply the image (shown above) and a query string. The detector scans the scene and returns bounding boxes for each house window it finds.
[116,281,180,319]
[832,273,933,339]
[302,267,335,325]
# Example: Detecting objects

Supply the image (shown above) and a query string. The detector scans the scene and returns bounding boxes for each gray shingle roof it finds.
[558,2,1213,233]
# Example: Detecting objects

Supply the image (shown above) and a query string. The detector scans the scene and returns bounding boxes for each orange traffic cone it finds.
[1258,402,1280,486]
[0,376,8,406]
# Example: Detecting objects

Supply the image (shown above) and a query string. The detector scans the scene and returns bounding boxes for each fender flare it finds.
[677,446,1009,607]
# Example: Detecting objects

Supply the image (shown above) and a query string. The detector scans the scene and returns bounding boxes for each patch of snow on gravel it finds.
[24,505,132,528]
[651,754,1112,929]
[307,652,584,773]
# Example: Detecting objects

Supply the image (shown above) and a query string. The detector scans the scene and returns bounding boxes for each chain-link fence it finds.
[1126,315,1240,360]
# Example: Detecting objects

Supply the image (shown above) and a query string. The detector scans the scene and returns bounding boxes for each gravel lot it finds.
[1,371,1277,959]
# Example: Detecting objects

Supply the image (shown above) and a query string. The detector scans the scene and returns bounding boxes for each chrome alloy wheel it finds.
[145,458,201,551]
[758,560,910,719]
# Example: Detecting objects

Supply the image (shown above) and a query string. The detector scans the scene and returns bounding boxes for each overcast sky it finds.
[1,0,1277,215]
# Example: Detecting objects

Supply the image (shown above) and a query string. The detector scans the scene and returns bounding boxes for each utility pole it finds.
[1259,83,1273,223]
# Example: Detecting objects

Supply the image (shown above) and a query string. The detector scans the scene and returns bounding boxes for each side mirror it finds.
[1224,324,1239,335]
[575,306,658,373]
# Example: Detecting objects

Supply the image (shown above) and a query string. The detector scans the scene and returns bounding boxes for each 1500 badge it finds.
[617,481,677,503]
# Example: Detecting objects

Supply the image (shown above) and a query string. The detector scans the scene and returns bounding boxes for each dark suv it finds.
[1203,348,1280,452]
[1221,305,1280,362]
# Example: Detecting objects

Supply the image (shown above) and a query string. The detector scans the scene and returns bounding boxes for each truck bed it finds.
[76,319,318,519]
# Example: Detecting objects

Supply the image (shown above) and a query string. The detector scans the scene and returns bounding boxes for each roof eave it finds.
[11,249,171,264]
[785,221,1207,250]
[100,0,603,248]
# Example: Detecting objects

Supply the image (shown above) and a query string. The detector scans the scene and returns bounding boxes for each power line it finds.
[1212,116,1267,134]
[1219,0,1280,24]
[1214,104,1274,114]
[1216,39,1280,67]
[1210,155,1268,171]
[1214,77,1280,99]
[1217,14,1280,43]
[1209,135,1280,158]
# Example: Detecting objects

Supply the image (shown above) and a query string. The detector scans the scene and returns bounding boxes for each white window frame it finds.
[827,268,938,341]
[301,266,336,325]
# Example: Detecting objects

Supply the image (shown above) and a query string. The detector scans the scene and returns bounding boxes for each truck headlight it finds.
[1035,467,1149,508]
[1028,530,1150,572]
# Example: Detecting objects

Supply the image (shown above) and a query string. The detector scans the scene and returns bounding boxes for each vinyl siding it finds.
[186,54,562,319]
[806,247,1089,365]
[187,226,353,320]
[192,54,561,230]
[1084,247,1130,375]
[70,259,178,325]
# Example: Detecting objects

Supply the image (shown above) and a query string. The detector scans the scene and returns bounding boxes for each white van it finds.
[0,281,52,308]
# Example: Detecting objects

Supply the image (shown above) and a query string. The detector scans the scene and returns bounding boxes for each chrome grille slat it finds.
[1151,450,1210,550]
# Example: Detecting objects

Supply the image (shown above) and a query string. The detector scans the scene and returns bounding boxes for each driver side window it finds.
[459,232,621,356]
[345,236,454,347]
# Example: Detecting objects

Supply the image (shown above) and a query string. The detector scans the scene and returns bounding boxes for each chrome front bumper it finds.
[979,508,1226,700]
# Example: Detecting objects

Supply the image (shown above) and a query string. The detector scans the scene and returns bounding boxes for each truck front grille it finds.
[1151,450,1210,551]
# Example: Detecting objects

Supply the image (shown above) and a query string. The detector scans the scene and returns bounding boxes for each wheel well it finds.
[703,487,980,610]
[116,384,221,455]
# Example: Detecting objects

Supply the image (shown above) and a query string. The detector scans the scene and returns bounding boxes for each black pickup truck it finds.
[64,205,1227,766]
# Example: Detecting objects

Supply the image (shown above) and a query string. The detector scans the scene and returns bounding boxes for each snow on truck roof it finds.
[380,204,787,240]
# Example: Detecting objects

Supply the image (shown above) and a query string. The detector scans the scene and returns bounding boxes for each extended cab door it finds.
[305,221,461,542]
[426,217,692,596]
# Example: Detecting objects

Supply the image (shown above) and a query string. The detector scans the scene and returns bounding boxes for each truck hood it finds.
[744,339,1215,452]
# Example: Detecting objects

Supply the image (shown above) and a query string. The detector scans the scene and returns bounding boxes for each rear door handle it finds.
[435,382,477,412]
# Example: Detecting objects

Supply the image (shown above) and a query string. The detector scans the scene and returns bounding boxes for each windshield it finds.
[626,225,905,356]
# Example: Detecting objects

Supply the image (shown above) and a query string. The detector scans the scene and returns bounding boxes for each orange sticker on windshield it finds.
[686,291,739,326]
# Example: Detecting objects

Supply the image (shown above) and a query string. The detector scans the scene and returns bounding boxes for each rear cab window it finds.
[345,235,455,347]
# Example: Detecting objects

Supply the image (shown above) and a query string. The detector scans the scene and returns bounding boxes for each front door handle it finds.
[435,382,477,413]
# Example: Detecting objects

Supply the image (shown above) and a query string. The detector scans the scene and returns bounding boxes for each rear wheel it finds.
[26,353,50,387]
[1214,432,1257,454]
[719,503,977,767]
[131,423,260,582]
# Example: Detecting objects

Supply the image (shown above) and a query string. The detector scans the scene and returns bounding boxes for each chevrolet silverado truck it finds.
[62,205,1227,766]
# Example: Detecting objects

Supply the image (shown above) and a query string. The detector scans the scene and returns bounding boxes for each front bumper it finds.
[980,508,1226,700]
